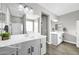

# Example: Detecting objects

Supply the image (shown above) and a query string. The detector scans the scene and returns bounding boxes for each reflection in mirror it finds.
[10,15,24,35]
[0,13,6,33]
[0,3,24,35]
[11,23,23,35]
[4,25,9,32]
[0,3,39,35]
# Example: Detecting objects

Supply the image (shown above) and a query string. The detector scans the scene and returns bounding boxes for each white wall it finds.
[58,10,79,44]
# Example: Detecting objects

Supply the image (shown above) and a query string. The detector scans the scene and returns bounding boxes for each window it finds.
[26,20,33,32]
[26,20,38,33]
[34,20,38,32]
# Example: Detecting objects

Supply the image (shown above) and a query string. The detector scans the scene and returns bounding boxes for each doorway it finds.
[41,13,49,43]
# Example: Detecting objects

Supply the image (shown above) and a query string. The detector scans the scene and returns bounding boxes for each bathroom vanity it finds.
[0,4,46,55]
[0,33,46,55]
[51,31,63,46]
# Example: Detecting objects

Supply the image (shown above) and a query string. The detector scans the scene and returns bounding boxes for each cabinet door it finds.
[41,38,46,55]
[0,51,16,55]
[10,43,22,55]
[51,34,58,45]
[0,47,16,55]
[19,41,31,55]
[31,39,40,55]
[18,39,41,55]
[58,33,63,45]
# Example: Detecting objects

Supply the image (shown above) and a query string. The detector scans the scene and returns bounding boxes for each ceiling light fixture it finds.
[52,19,58,22]
[25,7,29,11]
[18,4,34,15]
[30,8,33,13]
[24,6,34,15]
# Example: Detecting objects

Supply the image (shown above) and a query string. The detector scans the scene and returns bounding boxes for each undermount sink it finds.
[24,34,29,37]
[24,34,35,38]
[30,36,35,38]
[22,32,41,39]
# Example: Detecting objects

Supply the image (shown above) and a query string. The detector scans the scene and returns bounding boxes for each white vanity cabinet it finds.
[0,39,41,55]
[18,41,31,55]
[0,34,46,55]
[19,39,41,55]
[40,38,46,55]
[30,39,40,55]
[51,32,63,46]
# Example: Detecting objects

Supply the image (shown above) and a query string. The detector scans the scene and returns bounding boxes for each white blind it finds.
[26,21,33,32]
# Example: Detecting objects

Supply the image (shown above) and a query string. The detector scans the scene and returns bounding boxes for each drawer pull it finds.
[31,46,34,52]
[41,43,42,48]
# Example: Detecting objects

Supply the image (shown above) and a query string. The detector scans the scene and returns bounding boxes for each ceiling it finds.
[39,3,79,16]
[7,3,24,17]
[3,3,79,17]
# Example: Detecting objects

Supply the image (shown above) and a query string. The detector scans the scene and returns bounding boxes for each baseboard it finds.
[47,40,76,45]
[64,40,76,44]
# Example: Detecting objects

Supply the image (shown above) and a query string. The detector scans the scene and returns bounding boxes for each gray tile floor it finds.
[46,42,79,55]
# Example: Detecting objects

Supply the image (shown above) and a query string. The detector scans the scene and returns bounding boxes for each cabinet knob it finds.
[41,43,42,48]
[31,46,34,52]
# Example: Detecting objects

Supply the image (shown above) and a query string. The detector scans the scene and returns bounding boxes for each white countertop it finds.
[0,33,46,47]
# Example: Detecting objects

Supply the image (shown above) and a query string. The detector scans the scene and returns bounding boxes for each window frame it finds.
[26,19,39,33]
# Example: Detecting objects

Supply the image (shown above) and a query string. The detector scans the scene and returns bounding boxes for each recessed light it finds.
[19,5,23,9]
[52,19,58,22]
[18,5,24,11]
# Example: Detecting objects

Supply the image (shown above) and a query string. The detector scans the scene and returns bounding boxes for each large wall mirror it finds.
[0,12,6,33]
[0,3,39,35]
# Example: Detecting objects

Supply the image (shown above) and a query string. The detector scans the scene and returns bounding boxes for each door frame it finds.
[41,12,49,43]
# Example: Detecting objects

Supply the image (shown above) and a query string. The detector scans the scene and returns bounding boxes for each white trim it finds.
[47,41,52,44]
[64,40,76,44]
[76,44,79,48]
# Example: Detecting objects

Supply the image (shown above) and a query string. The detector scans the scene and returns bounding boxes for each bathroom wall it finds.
[0,13,5,22]
[0,4,7,23]
[58,10,79,44]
